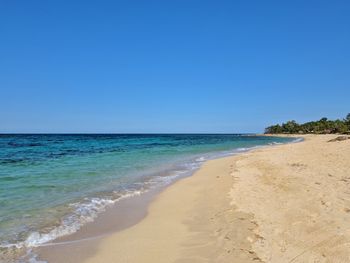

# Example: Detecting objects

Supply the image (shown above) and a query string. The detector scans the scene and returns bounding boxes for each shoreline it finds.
[35,136,302,263]
[37,186,162,263]
[49,134,350,263]
[34,136,297,263]
[4,134,291,262]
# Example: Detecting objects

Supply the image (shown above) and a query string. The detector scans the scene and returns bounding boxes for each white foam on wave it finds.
[195,156,206,162]
[0,190,148,250]
[292,137,304,143]
[235,147,249,152]
[268,142,283,145]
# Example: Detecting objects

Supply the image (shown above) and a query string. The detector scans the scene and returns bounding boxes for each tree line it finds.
[265,113,350,134]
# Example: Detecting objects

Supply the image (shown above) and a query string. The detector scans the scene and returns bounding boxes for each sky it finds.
[0,0,349,133]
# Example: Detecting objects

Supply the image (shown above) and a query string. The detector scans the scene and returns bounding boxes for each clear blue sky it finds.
[1,1,349,133]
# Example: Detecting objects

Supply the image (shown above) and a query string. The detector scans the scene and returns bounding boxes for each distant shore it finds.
[41,134,350,262]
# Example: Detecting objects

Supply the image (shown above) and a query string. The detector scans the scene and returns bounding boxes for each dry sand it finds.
[83,135,350,263]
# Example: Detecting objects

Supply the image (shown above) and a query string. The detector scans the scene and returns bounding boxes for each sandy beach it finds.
[3,1,350,262]
[44,134,350,263]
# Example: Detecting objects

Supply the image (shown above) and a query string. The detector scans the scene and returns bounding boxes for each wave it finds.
[268,142,283,145]
[292,137,304,143]
[0,171,188,251]
[1,193,138,250]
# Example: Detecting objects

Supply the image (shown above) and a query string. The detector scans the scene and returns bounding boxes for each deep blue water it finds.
[0,134,295,258]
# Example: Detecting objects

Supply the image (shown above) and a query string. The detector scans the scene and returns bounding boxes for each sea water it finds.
[0,134,296,260]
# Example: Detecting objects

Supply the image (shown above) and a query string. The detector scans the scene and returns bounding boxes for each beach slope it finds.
[85,135,350,263]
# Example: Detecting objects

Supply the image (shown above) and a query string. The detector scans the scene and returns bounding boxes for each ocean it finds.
[0,134,296,261]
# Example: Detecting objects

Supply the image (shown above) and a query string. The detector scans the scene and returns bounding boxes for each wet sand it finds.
[38,186,163,263]
[43,135,350,262]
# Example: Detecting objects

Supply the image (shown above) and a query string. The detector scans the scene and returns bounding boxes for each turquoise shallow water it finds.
[0,134,295,259]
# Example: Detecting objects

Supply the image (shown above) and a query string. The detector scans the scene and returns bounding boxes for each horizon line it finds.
[0,132,259,135]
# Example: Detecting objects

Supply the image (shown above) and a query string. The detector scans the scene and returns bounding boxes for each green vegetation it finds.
[265,113,350,134]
